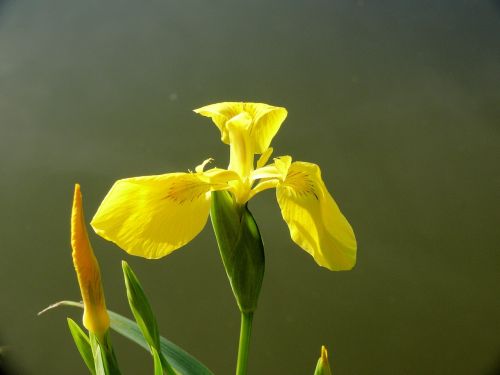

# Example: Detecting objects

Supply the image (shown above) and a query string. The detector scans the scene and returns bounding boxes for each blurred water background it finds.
[1,0,499,374]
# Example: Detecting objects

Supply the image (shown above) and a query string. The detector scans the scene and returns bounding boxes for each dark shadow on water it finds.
[485,355,500,375]
[0,352,18,375]
[0,332,21,375]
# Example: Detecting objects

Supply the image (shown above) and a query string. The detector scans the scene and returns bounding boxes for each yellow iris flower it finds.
[71,184,110,336]
[91,102,356,271]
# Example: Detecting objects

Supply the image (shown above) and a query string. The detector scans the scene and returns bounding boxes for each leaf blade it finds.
[108,310,213,375]
[43,301,213,375]
[67,318,96,375]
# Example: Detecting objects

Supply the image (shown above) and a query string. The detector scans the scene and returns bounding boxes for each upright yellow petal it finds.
[91,173,212,259]
[194,102,287,154]
[256,147,273,169]
[194,102,244,144]
[276,162,357,271]
[226,112,254,178]
[71,184,109,336]
[243,103,287,154]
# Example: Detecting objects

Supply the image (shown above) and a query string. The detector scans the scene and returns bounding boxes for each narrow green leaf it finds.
[101,331,122,375]
[152,348,163,375]
[122,261,176,375]
[109,310,213,375]
[89,331,121,375]
[67,318,95,375]
[122,261,160,349]
[90,334,106,375]
[45,301,213,375]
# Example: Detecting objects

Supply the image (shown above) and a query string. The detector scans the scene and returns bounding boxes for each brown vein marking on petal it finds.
[164,176,210,204]
[86,275,104,307]
[283,169,319,200]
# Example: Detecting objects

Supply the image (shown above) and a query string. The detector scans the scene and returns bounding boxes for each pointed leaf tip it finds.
[314,345,332,375]
[122,261,177,375]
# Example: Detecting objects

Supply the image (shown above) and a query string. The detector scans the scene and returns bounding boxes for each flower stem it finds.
[236,312,254,375]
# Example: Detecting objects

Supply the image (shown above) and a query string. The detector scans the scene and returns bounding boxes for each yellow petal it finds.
[256,147,273,169]
[274,156,292,180]
[202,167,240,185]
[71,184,109,335]
[194,102,244,144]
[248,179,279,200]
[195,157,213,173]
[226,112,254,177]
[276,162,356,271]
[194,102,287,154]
[243,103,287,154]
[252,156,291,181]
[91,173,212,259]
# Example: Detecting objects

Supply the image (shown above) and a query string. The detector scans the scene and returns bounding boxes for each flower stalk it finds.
[236,312,254,375]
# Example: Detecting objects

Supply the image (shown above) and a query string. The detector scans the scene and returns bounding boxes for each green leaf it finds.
[109,309,212,375]
[88,331,122,375]
[152,348,163,375]
[67,318,95,374]
[90,334,106,375]
[44,301,213,375]
[122,261,176,375]
[122,261,160,349]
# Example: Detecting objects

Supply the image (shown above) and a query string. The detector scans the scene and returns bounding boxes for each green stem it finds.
[236,312,253,375]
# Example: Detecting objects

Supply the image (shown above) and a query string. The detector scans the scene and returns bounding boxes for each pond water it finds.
[1,0,499,374]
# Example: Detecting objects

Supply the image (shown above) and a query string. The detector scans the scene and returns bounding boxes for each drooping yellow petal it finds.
[276,162,356,271]
[194,102,287,154]
[91,173,213,259]
[273,156,292,180]
[71,184,109,336]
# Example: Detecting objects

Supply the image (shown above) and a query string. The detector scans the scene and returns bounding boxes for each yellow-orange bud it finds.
[71,184,109,336]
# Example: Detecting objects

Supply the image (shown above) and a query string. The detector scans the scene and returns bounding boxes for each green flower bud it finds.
[210,190,265,313]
